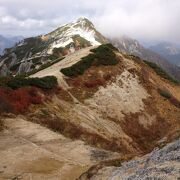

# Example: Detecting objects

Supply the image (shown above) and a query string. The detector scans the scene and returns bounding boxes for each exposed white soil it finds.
[85,70,149,120]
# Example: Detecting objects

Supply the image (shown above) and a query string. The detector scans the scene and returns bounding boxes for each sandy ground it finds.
[0,117,118,180]
[31,46,96,90]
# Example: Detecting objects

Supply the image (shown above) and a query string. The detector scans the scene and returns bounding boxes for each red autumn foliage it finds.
[169,97,180,108]
[103,74,111,81]
[0,86,42,114]
[72,80,81,87]
[84,78,104,88]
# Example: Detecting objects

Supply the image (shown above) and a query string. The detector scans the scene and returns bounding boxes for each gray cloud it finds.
[0,0,180,44]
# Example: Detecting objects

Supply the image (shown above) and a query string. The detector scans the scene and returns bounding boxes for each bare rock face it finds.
[0,64,10,76]
[83,139,180,180]
[9,53,17,67]
[17,59,32,74]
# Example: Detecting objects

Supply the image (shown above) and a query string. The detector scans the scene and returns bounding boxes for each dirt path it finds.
[31,46,96,90]
[0,117,118,180]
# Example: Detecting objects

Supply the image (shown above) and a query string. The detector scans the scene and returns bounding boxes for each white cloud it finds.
[0,0,179,43]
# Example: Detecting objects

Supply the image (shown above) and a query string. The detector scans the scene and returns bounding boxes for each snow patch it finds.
[47,18,101,54]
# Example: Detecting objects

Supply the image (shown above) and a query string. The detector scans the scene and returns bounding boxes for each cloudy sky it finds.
[0,0,180,44]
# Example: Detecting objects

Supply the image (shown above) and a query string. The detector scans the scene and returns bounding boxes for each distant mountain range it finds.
[0,35,23,55]
[149,42,180,67]
[109,36,180,81]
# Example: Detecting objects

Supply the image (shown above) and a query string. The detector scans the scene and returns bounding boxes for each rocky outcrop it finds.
[0,64,10,76]
[17,59,33,74]
[80,139,180,180]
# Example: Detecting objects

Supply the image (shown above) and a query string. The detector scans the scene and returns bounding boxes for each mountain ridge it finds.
[150,42,180,67]
[0,17,179,82]
[109,36,180,81]
[0,17,107,76]
[0,42,179,179]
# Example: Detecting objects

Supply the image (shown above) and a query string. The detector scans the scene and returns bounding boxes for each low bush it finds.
[84,79,104,88]
[158,88,180,108]
[169,97,180,108]
[158,88,172,99]
[61,53,94,77]
[144,60,179,84]
[0,96,12,113]
[0,75,58,89]
[60,44,119,77]
[0,87,42,114]
[0,76,10,86]
[7,76,58,89]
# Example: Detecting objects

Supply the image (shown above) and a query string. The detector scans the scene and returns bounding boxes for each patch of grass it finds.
[0,75,58,89]
[8,76,58,89]
[169,97,180,108]
[158,88,172,99]
[158,88,180,108]
[111,160,122,167]
[0,76,10,87]
[60,44,119,77]
[144,60,179,84]
[0,86,42,114]
[61,53,95,77]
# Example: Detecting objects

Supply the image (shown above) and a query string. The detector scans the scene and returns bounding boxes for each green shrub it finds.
[0,76,58,89]
[0,76,11,87]
[111,160,122,167]
[144,60,179,84]
[158,88,172,99]
[60,44,119,77]
[28,76,58,89]
[158,88,180,108]
[91,43,119,52]
[169,97,180,108]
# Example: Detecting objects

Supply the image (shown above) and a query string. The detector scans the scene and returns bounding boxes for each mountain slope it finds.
[0,44,179,179]
[79,139,180,180]
[150,42,180,67]
[0,17,179,83]
[0,17,107,76]
[46,17,107,54]
[109,36,180,81]
[29,44,180,153]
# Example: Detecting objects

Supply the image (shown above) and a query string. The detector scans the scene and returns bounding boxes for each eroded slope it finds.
[30,45,180,155]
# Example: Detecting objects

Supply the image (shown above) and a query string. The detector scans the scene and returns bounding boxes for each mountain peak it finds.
[77,16,89,21]
[45,17,107,53]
